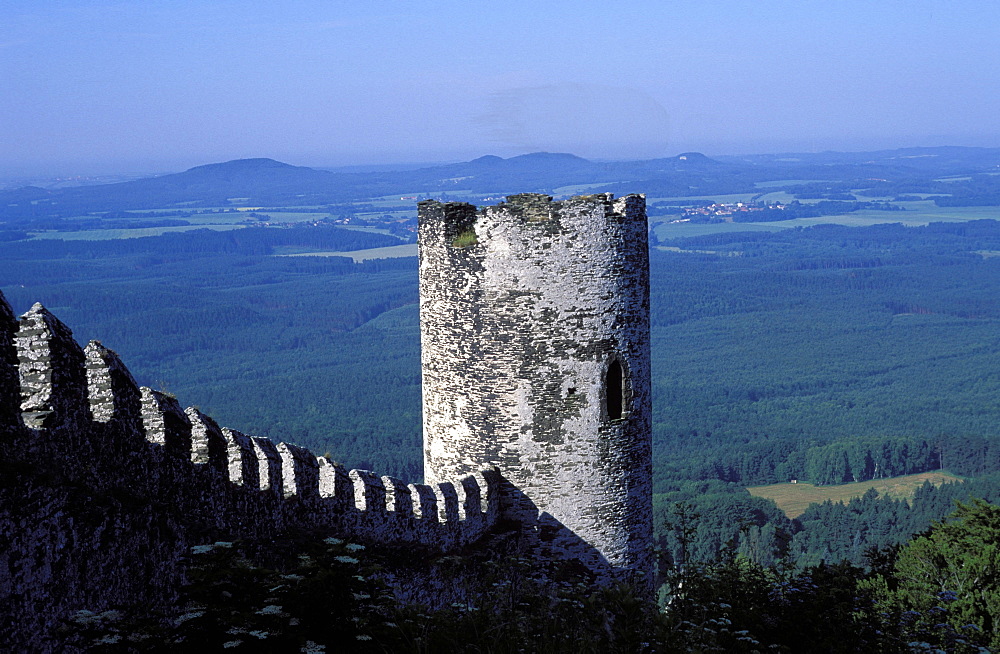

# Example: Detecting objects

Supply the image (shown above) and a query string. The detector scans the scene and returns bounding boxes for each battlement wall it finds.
[0,291,501,649]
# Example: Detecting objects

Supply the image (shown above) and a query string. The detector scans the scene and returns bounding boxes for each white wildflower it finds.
[173,610,205,624]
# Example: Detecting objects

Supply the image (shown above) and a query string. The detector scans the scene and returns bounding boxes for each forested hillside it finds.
[4,218,999,489]
[650,221,1000,484]
[3,217,1000,574]
[3,149,1000,577]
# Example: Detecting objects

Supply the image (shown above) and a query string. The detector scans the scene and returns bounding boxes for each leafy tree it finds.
[865,499,1000,651]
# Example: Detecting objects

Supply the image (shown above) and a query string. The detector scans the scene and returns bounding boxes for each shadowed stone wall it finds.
[0,293,499,651]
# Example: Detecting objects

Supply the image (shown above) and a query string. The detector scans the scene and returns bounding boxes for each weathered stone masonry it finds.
[0,300,499,651]
[0,192,655,649]
[419,193,653,582]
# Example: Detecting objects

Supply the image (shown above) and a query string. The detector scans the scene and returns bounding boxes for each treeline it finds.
[654,472,1000,578]
[1,217,999,530]
[650,220,1000,492]
[677,434,943,487]
[852,172,1000,207]
[654,480,796,568]
[0,231,423,480]
[791,473,1000,567]
[732,200,904,223]
[656,426,1000,490]
[932,173,1000,206]
[0,223,400,259]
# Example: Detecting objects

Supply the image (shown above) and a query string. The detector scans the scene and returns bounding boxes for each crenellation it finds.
[252,436,282,494]
[16,303,89,430]
[317,457,354,511]
[349,469,385,513]
[454,478,470,520]
[85,341,142,426]
[222,427,258,486]
[408,483,438,519]
[458,474,484,520]
[186,407,227,473]
[381,475,413,517]
[471,470,497,515]
[417,199,478,247]
[140,387,192,456]
[278,441,319,500]
[433,481,461,523]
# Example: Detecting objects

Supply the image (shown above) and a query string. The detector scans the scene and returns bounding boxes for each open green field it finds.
[654,202,1000,241]
[339,226,401,237]
[279,243,417,262]
[183,214,251,225]
[28,224,245,240]
[241,211,331,222]
[754,179,833,188]
[748,471,963,519]
[754,191,798,204]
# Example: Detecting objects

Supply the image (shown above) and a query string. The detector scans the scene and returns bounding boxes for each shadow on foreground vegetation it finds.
[64,500,1000,653]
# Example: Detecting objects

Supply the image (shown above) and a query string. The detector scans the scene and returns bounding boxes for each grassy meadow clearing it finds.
[748,470,964,519]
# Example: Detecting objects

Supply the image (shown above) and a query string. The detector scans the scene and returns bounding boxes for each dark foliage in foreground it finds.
[60,501,1000,653]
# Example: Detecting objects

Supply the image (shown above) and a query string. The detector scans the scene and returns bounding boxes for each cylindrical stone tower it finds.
[418,193,652,582]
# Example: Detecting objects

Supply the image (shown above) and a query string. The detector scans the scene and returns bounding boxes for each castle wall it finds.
[0,292,500,651]
[1,192,657,648]
[418,193,653,583]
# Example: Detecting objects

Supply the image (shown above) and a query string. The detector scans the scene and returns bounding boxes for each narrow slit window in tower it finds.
[606,359,625,420]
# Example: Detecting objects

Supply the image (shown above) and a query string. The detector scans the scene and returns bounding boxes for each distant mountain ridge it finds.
[3,146,1000,222]
[1,151,722,220]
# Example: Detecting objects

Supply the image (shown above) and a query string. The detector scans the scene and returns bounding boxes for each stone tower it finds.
[418,193,653,582]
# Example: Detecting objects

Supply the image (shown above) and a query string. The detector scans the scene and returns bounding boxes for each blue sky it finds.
[2,0,999,176]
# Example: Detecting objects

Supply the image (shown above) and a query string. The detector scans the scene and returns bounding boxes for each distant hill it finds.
[0,158,346,220]
[4,146,1000,222]
[0,152,742,221]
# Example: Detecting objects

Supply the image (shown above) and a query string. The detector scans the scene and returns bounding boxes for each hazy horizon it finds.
[3,1,1000,179]
[5,139,1000,186]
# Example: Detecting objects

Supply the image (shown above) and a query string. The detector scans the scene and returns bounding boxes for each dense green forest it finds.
[4,219,999,486]
[650,221,1000,487]
[4,147,1000,585]
[2,217,1000,573]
